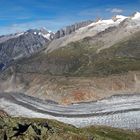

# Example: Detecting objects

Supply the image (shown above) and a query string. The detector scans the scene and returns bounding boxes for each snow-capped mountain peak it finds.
[26,29,54,40]
[114,15,128,22]
[86,14,128,30]
[0,28,54,70]
[46,11,140,52]
[78,12,140,35]
[132,12,140,20]
[81,15,126,34]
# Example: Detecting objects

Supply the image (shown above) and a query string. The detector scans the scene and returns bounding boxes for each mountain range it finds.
[0,12,140,139]
[0,12,140,104]
[1,12,140,70]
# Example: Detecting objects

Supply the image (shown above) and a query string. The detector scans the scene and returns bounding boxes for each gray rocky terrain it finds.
[0,28,54,70]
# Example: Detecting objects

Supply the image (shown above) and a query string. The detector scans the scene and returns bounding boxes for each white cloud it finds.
[106,8,124,14]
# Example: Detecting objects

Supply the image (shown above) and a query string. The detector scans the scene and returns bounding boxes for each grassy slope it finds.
[0,117,140,140]
[14,31,140,77]
[47,31,140,76]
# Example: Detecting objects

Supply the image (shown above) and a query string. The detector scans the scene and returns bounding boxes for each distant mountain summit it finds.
[0,28,54,70]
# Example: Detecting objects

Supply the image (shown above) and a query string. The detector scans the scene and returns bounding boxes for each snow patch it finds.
[78,15,127,35]
[115,15,128,22]
[132,12,140,20]
[38,32,51,40]
[41,33,51,40]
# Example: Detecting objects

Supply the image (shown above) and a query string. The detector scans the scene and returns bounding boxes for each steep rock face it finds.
[0,29,54,70]
[54,20,93,39]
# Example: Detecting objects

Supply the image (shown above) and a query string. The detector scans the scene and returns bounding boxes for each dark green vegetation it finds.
[0,116,140,140]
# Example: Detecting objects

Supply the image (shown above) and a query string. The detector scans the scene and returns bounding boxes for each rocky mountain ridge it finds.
[0,12,140,105]
[46,12,140,52]
[1,12,140,72]
[54,20,93,39]
[0,28,54,70]
[0,20,95,71]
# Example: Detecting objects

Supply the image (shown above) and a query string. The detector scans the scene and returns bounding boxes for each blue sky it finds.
[0,0,140,35]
